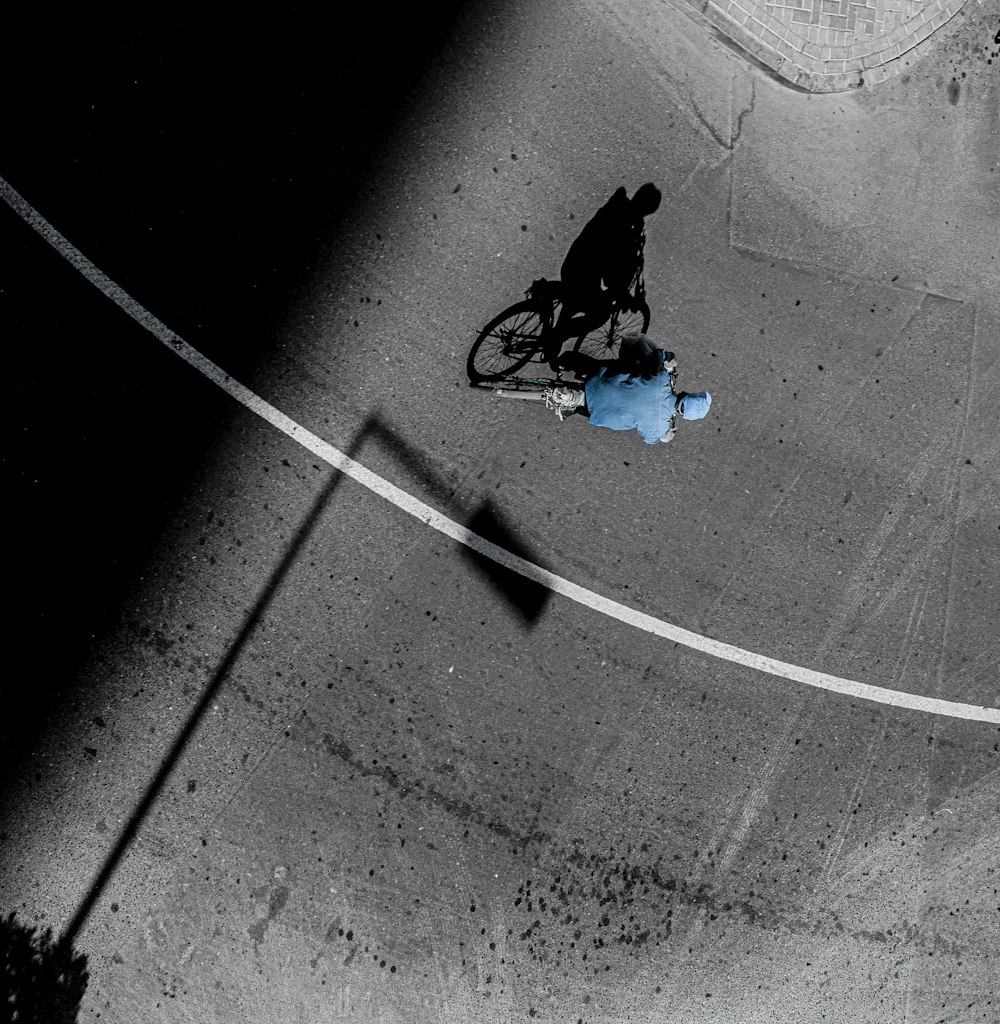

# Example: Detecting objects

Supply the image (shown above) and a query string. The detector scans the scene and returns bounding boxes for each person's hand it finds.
[662,357,677,370]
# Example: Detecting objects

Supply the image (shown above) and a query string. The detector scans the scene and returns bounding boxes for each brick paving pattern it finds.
[675,0,973,90]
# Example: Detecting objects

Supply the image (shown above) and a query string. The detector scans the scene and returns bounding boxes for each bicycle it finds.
[470,351,680,434]
[477,371,588,420]
[466,270,651,383]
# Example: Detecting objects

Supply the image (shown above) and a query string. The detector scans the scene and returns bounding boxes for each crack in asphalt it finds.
[687,79,756,152]
[732,80,756,149]
[727,241,971,305]
[688,93,731,150]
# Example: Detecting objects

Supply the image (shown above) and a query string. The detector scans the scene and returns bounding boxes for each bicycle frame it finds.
[485,374,586,419]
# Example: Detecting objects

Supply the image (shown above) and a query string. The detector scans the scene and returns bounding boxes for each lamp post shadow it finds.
[58,411,550,950]
[350,415,552,625]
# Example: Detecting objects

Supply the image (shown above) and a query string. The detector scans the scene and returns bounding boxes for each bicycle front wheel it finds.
[572,300,651,360]
[468,301,548,382]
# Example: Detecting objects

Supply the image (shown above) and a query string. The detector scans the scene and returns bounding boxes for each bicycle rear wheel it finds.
[572,300,651,360]
[468,301,548,382]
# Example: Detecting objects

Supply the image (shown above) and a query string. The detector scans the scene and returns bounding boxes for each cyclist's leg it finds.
[554,350,605,379]
[570,300,612,338]
[544,274,599,366]
[544,299,580,363]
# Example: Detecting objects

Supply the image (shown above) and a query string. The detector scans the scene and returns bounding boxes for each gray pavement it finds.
[2,0,998,1021]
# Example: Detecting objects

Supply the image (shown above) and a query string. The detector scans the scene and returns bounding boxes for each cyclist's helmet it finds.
[677,391,712,420]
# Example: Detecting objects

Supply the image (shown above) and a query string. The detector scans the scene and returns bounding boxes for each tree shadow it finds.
[1,912,88,1023]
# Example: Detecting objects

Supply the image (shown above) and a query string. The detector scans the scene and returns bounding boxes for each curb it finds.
[667,0,972,91]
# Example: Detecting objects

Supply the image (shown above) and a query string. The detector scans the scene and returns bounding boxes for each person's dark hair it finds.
[631,182,662,216]
[616,333,661,381]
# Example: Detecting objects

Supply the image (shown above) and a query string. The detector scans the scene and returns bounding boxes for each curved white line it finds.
[4,174,997,724]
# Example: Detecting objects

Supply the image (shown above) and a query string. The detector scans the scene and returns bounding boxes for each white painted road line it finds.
[4,174,998,724]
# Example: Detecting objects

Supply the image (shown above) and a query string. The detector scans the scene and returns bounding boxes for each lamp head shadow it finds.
[461,501,551,625]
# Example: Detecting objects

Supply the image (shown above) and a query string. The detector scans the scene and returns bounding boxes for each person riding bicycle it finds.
[555,334,711,444]
[545,183,662,368]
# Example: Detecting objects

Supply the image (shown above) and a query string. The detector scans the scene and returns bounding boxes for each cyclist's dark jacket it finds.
[560,187,645,298]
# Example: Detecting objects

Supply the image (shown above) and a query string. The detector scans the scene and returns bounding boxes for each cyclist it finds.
[545,183,662,368]
[554,334,711,444]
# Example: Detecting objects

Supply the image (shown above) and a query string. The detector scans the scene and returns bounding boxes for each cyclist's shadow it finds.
[468,185,660,384]
[467,271,650,384]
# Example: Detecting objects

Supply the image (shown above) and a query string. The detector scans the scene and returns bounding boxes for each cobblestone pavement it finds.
[671,0,997,89]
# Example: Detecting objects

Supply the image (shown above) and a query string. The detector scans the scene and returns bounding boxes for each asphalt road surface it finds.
[2,2,998,1021]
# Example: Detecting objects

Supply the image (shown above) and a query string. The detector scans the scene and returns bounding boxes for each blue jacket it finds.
[585,360,677,444]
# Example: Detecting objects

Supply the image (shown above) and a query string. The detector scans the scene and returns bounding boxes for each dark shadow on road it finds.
[60,408,548,942]
[348,413,466,512]
[467,184,659,381]
[349,415,551,624]
[0,0,502,780]
[462,500,550,623]
[1,4,499,381]
[1,912,89,1023]
[60,467,346,945]
[551,183,659,346]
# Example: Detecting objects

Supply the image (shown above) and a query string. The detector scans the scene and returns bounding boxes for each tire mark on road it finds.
[902,328,980,1024]
[323,735,551,849]
[816,581,936,891]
